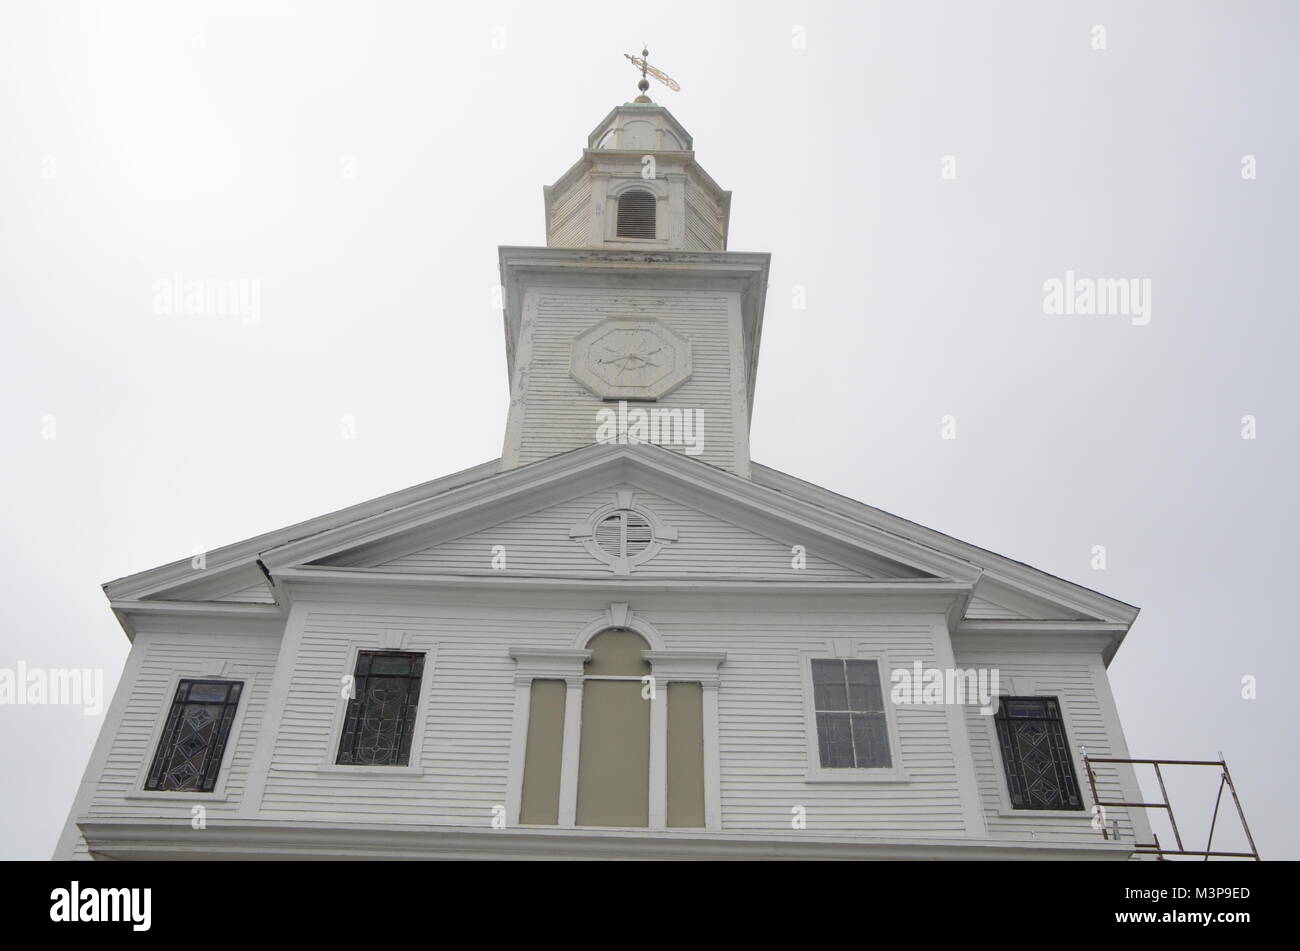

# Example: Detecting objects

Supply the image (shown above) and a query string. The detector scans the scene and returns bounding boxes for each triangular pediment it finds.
[143,562,276,605]
[255,444,957,582]
[963,584,1085,621]
[317,484,903,579]
[107,446,1138,646]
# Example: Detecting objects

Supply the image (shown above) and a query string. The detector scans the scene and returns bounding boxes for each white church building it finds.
[56,92,1153,860]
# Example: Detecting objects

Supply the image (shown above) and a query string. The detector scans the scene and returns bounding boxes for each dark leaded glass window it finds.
[145,679,242,792]
[811,658,891,769]
[335,651,425,766]
[994,696,1084,810]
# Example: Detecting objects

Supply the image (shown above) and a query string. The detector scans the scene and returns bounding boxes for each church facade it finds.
[56,98,1151,860]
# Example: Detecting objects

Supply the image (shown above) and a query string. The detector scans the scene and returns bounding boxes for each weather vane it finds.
[624,47,680,103]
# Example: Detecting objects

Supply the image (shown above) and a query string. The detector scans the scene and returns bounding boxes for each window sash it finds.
[994,696,1084,810]
[145,679,242,792]
[335,651,425,767]
[811,659,892,769]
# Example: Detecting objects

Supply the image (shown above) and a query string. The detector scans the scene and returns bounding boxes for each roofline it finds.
[102,458,502,602]
[750,462,1140,625]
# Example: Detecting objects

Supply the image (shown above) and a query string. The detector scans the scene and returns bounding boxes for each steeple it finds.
[499,86,768,476]
[543,103,731,251]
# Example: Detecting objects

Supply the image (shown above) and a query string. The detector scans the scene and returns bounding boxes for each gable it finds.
[212,582,276,604]
[109,445,1135,640]
[963,586,1088,621]
[144,562,276,605]
[965,597,1032,620]
[751,463,1136,626]
[322,485,906,580]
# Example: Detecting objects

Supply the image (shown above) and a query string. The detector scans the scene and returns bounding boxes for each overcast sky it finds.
[2,0,1295,860]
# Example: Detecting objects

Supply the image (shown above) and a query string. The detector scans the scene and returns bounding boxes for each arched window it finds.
[575,629,651,827]
[615,189,657,239]
[509,614,723,831]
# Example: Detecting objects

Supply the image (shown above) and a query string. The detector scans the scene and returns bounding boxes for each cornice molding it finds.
[258,444,977,585]
[77,818,1134,862]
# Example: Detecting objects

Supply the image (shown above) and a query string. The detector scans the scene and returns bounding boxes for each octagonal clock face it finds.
[570,318,693,400]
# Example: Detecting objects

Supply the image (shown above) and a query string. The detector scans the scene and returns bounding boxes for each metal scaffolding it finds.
[1082,754,1260,860]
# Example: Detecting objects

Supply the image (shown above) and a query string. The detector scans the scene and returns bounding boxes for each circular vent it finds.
[595,510,653,558]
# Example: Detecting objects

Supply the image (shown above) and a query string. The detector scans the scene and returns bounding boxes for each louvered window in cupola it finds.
[616,189,657,239]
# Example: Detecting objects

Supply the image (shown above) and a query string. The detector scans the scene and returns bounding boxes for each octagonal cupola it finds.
[543,103,732,251]
[588,104,693,152]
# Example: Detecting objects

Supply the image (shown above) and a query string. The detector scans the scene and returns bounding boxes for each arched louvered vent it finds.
[595,510,653,558]
[616,190,657,239]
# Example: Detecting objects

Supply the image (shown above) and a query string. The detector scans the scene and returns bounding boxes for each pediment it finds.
[144,562,275,605]
[107,446,1138,643]
[257,445,954,582]
[319,484,900,579]
[963,583,1089,621]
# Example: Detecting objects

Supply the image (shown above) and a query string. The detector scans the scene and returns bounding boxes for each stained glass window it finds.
[994,696,1084,810]
[335,651,425,767]
[145,679,242,792]
[811,658,891,769]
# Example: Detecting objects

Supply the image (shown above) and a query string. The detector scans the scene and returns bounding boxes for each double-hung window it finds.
[811,658,892,770]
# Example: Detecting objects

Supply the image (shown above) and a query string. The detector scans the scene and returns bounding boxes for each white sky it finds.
[2,0,1296,859]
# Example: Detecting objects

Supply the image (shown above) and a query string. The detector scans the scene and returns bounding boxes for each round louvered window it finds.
[594,509,653,558]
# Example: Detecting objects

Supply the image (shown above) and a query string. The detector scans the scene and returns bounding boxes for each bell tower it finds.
[499,70,769,476]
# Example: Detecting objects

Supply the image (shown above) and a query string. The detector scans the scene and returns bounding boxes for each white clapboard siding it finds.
[213,583,276,604]
[261,604,966,836]
[547,177,593,247]
[516,290,741,472]
[684,181,726,251]
[76,632,279,829]
[965,596,1032,620]
[954,652,1133,843]
[260,607,597,823]
[374,487,867,578]
[656,614,966,834]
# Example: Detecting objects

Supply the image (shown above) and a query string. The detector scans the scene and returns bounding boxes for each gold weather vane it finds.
[624,47,680,103]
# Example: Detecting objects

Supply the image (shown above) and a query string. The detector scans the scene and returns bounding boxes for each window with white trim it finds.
[145,679,243,792]
[993,696,1083,810]
[811,658,892,769]
[335,651,425,767]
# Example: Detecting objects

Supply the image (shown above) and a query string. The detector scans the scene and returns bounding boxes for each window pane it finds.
[811,659,848,711]
[185,682,231,703]
[370,655,416,676]
[851,713,892,769]
[1005,699,1048,719]
[816,712,854,768]
[845,660,884,712]
[994,696,1083,810]
[336,651,425,766]
[145,679,242,792]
